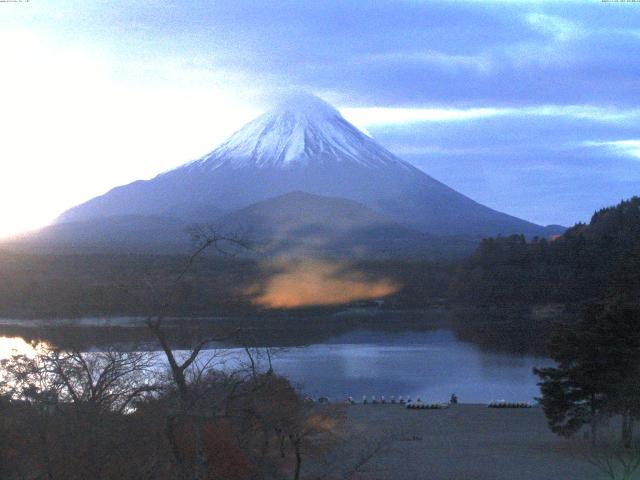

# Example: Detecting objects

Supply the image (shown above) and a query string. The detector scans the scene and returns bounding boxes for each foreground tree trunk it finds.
[37,415,54,480]
[144,231,249,480]
[293,438,302,480]
[622,412,634,449]
[193,418,208,480]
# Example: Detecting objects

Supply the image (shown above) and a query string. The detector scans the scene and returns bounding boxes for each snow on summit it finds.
[189,93,409,170]
[56,92,554,238]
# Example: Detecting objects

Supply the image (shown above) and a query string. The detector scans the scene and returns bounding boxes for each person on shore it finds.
[450,393,458,405]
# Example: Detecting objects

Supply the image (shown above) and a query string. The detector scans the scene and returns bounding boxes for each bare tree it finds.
[46,348,158,412]
[0,344,160,479]
[142,229,251,480]
[0,346,59,480]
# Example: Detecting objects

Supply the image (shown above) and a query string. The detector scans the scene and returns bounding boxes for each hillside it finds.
[218,191,476,258]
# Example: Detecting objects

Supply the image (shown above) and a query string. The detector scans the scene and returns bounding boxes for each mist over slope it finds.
[218,191,476,258]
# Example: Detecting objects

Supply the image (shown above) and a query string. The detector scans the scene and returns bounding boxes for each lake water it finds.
[201,328,550,404]
[0,324,550,404]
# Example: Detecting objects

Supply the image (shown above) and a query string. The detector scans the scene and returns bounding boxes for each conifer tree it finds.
[535,303,640,445]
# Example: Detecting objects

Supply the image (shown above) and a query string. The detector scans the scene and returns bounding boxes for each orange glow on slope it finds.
[249,259,399,308]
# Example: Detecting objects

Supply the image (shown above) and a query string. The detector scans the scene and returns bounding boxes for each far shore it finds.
[0,308,455,351]
[0,305,447,325]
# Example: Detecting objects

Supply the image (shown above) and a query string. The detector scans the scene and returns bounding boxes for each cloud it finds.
[359,50,493,74]
[342,107,505,126]
[583,140,640,160]
[17,0,639,108]
[342,105,640,127]
[525,13,582,42]
[366,111,640,226]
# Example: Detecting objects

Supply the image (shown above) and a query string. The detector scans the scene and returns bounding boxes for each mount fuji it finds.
[25,93,561,256]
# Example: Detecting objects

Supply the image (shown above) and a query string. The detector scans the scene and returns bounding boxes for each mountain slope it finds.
[217,191,475,258]
[57,93,557,239]
[10,215,192,254]
[10,193,476,258]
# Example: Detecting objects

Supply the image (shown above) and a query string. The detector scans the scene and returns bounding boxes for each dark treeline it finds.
[0,254,262,319]
[452,196,640,307]
[449,197,640,354]
[0,252,455,319]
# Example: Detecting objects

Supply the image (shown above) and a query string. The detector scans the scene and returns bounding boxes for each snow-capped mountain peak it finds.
[189,93,410,170]
[56,93,554,240]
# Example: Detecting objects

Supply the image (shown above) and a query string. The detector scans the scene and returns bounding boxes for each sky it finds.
[1,0,639,237]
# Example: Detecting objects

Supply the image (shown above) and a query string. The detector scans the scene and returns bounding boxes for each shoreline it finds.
[0,306,449,328]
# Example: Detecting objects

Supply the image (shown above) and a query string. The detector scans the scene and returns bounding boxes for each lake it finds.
[0,314,551,404]
[183,328,550,404]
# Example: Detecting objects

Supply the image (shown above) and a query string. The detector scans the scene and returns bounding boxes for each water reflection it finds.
[193,329,551,403]
[0,328,550,403]
[0,336,39,359]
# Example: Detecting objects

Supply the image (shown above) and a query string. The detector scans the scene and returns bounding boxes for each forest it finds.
[452,198,640,457]
[452,196,640,308]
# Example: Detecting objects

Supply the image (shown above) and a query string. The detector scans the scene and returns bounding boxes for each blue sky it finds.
[1,0,639,234]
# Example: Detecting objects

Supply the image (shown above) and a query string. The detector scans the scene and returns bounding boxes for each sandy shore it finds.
[313,404,603,480]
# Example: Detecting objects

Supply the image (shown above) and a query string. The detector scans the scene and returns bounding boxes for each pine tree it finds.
[534,303,640,445]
